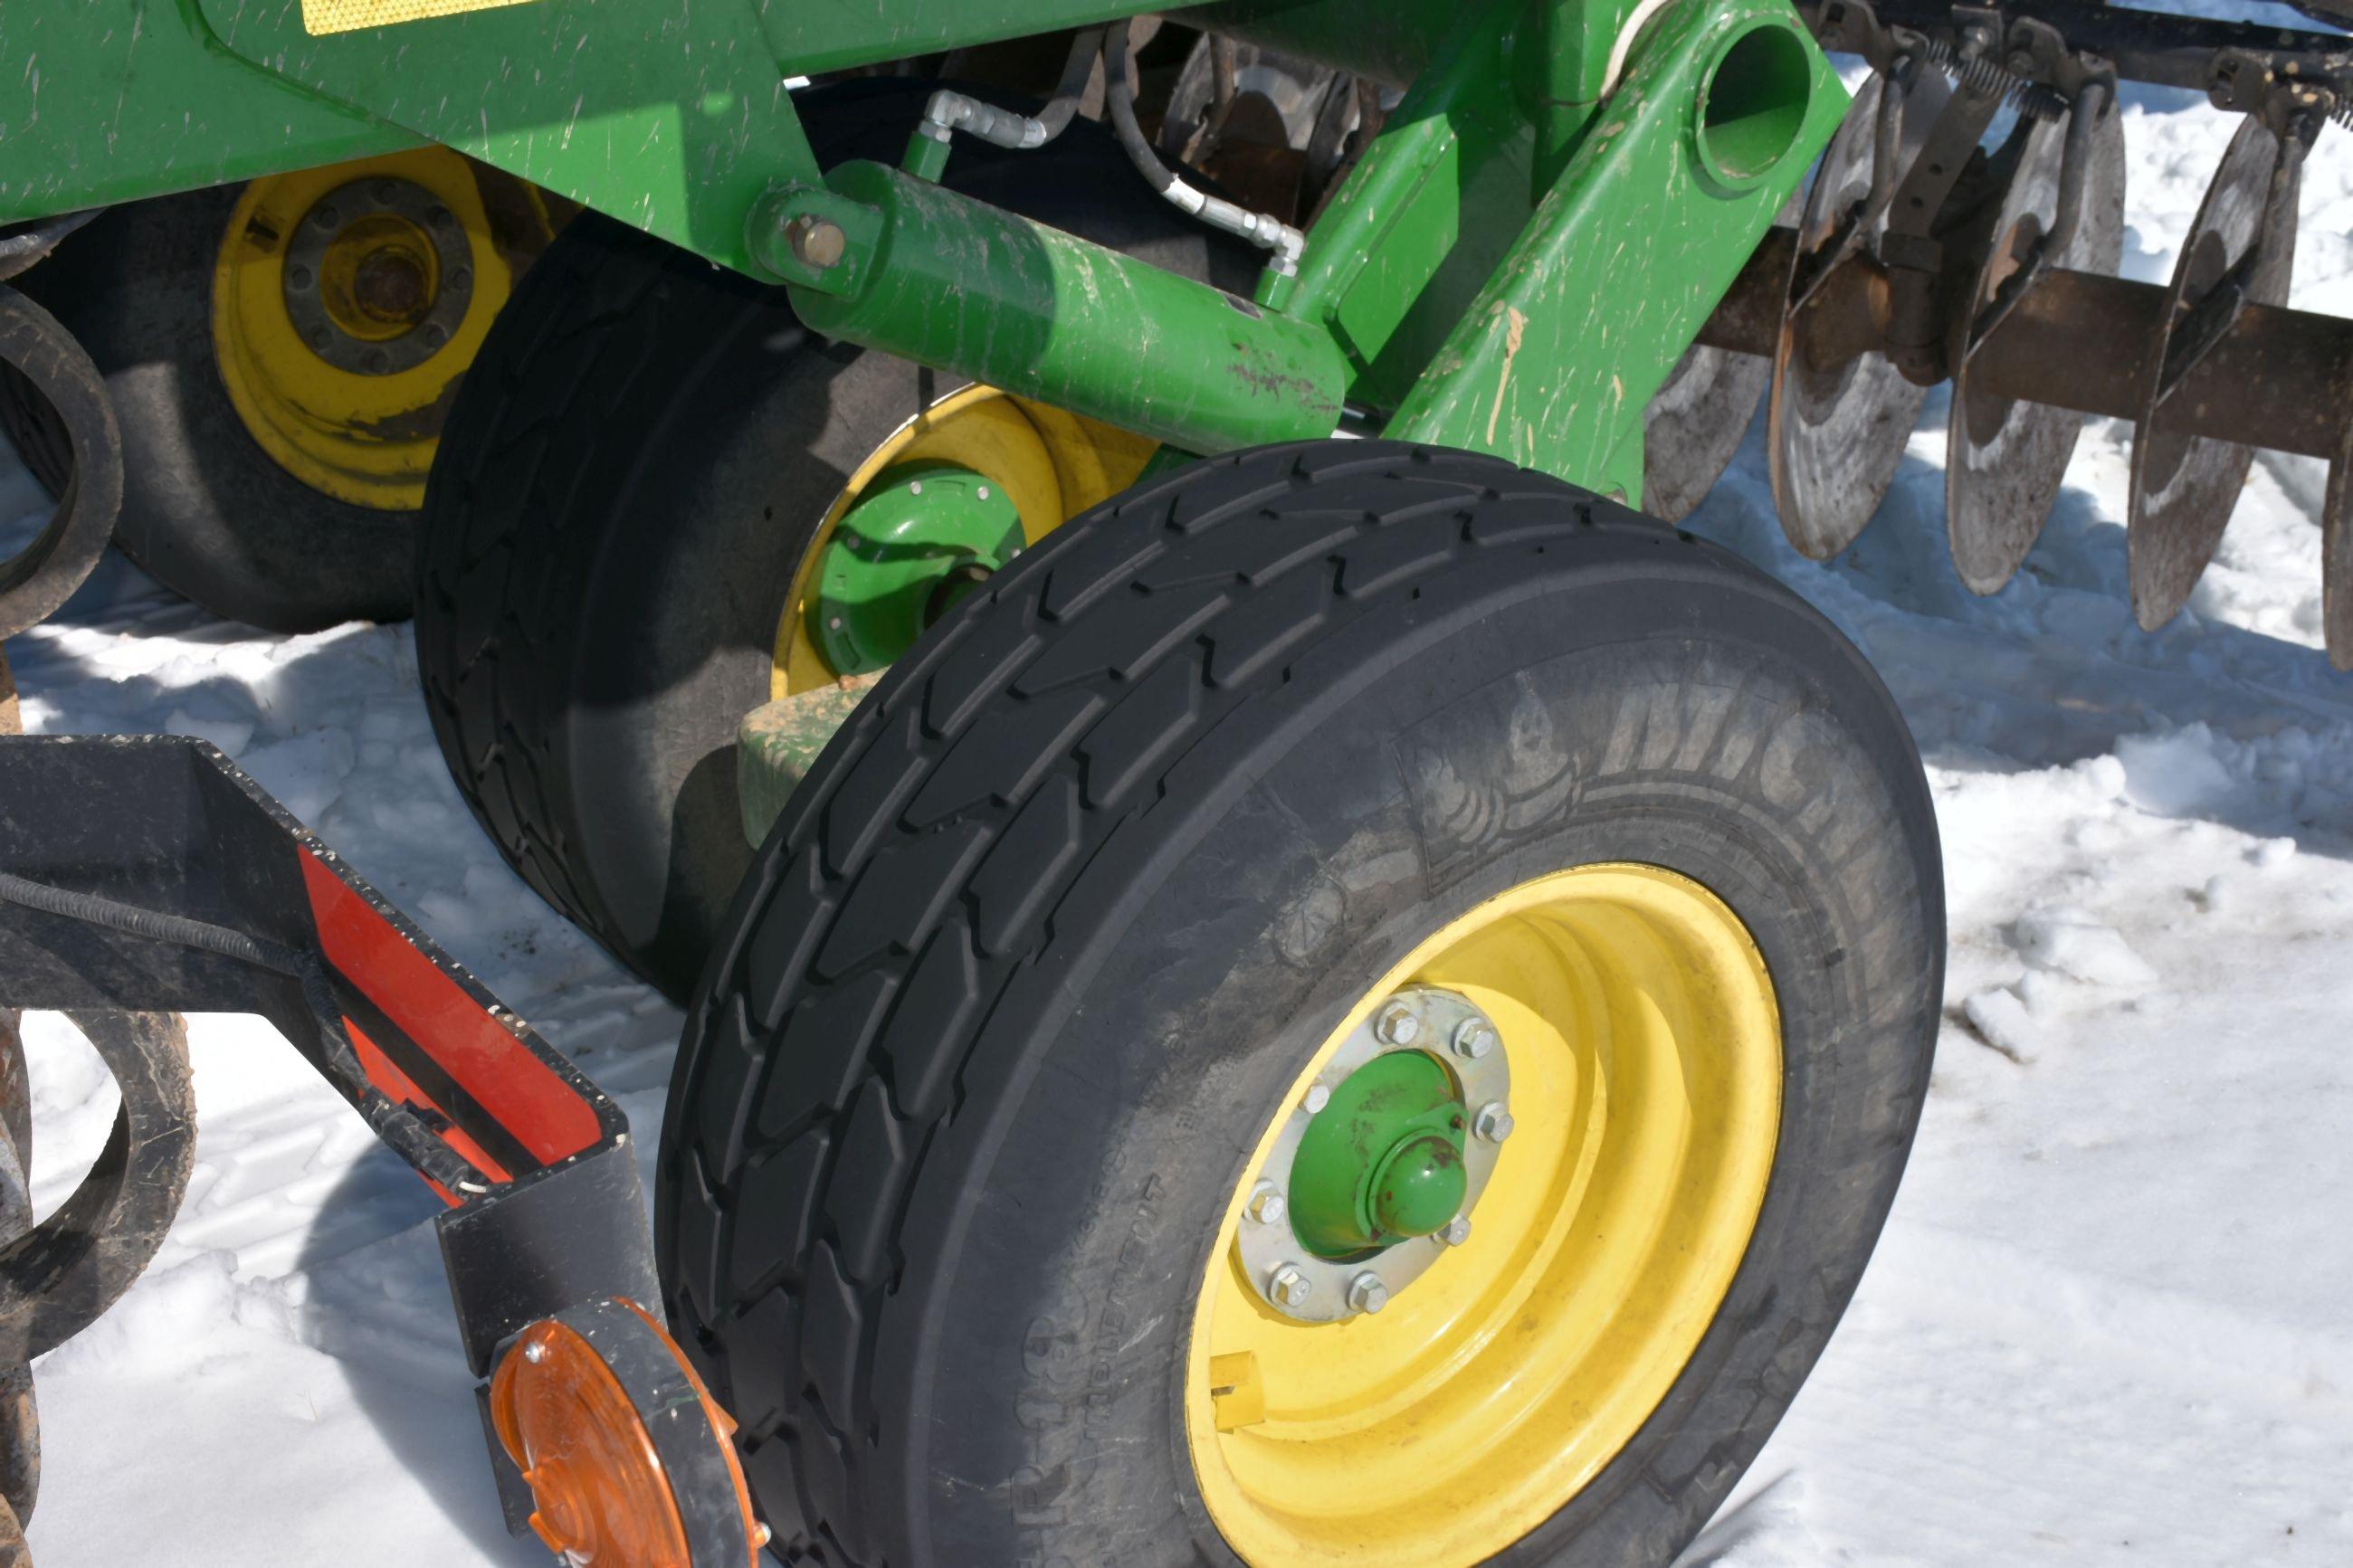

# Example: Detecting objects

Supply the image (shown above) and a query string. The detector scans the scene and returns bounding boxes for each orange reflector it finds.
[488,1299,760,1567]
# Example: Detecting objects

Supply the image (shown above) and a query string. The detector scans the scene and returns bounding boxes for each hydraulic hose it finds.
[1101,20,1308,275]
[911,28,1105,158]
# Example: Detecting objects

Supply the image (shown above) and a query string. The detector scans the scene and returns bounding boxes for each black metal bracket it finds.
[0,733,661,1532]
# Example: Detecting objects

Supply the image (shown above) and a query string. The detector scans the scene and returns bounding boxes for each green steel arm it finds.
[0,2,418,223]
[1385,0,1846,501]
[1276,2,1537,413]
[738,0,1835,506]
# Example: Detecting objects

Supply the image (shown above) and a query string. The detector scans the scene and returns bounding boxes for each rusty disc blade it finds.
[2324,426,2353,670]
[1768,73,1941,559]
[1645,345,1770,522]
[1948,100,2128,594]
[1647,190,1798,522]
[2128,115,2300,630]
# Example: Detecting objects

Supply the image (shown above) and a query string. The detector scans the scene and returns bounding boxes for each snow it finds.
[12,60,2353,1568]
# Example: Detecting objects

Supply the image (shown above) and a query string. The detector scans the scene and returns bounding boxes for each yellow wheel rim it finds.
[770,384,1157,698]
[212,147,558,510]
[1186,863,1784,1567]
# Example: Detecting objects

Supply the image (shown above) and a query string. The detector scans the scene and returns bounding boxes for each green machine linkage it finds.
[1,0,1841,504]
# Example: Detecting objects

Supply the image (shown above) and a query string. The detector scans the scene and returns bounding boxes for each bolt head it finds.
[1439,1215,1472,1247]
[522,1339,548,1364]
[1374,1000,1421,1047]
[976,485,991,500]
[1346,1271,1390,1315]
[1269,1264,1313,1309]
[786,214,848,269]
[1472,1101,1514,1143]
[1246,1181,1288,1227]
[1451,1017,1498,1060]
[1301,1083,1332,1116]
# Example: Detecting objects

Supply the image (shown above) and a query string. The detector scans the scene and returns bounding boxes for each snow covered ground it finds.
[12,42,2353,1568]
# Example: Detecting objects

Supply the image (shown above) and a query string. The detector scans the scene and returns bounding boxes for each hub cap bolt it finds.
[1246,1181,1288,1226]
[1347,1272,1390,1315]
[1373,1001,1420,1047]
[1451,1016,1498,1060]
[1439,1215,1472,1247]
[1473,1101,1515,1144]
[1269,1265,1313,1309]
[1301,1083,1332,1116]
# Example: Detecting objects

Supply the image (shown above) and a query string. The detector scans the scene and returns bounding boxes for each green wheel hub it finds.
[1288,1050,1470,1259]
[812,460,1022,675]
[1234,985,1512,1323]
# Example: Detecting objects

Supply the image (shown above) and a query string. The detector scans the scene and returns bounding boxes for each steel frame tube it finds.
[1701,227,2353,460]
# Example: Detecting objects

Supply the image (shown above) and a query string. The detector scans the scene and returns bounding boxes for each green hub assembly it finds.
[812,461,1022,675]
[1288,1050,1470,1259]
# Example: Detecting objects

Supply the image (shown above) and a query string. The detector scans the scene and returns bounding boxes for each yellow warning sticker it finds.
[302,0,540,37]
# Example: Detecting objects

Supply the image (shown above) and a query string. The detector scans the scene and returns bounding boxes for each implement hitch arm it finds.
[0,734,758,1563]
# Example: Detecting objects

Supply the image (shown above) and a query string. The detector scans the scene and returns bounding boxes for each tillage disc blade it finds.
[1947,100,2128,594]
[2128,114,2300,630]
[2322,432,2353,669]
[1769,74,1941,559]
[1645,191,1803,523]
[1645,344,1772,522]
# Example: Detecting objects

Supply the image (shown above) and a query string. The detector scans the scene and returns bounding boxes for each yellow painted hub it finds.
[1186,864,1784,1567]
[212,148,557,510]
[771,385,1157,697]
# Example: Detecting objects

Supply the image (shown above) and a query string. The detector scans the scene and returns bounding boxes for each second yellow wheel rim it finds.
[1186,863,1783,1567]
[770,384,1157,698]
[212,147,557,510]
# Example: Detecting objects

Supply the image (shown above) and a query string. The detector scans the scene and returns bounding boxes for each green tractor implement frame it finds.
[1,0,1845,508]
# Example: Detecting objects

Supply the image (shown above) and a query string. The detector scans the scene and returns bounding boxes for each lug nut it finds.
[1451,1016,1498,1060]
[1439,1215,1472,1247]
[1346,1272,1390,1315]
[1472,1101,1515,1143]
[1301,1082,1332,1116]
[1374,1001,1421,1047]
[1269,1264,1313,1309]
[1246,1181,1288,1226]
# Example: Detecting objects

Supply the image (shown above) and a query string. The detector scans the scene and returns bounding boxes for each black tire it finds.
[0,286,122,640]
[656,441,1945,1565]
[5,186,415,631]
[415,79,1256,1000]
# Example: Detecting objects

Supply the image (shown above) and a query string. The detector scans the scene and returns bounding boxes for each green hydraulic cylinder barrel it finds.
[750,160,1348,455]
